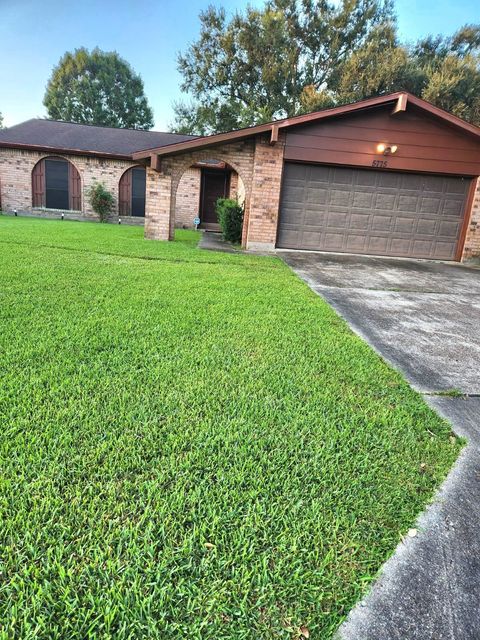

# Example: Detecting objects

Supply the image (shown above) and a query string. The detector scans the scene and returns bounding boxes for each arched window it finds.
[119,166,146,217]
[32,157,81,210]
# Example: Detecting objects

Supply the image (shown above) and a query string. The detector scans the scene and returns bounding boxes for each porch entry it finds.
[199,168,231,229]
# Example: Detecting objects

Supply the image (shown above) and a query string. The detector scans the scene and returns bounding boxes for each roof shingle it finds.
[0,119,196,157]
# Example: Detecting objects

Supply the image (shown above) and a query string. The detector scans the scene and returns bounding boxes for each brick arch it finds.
[34,154,83,175]
[171,156,251,198]
[166,141,256,237]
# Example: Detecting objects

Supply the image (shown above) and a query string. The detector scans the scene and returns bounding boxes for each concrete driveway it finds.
[281,251,480,640]
[281,252,480,394]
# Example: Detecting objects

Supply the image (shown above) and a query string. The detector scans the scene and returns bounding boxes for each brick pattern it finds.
[229,172,246,205]
[175,167,201,228]
[143,140,255,240]
[463,177,480,260]
[2,142,478,260]
[244,133,286,250]
[0,147,140,220]
[144,168,172,240]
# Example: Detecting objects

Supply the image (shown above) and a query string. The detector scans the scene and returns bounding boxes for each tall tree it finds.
[44,48,154,130]
[410,25,480,124]
[173,0,395,134]
[173,1,480,133]
[0,112,4,129]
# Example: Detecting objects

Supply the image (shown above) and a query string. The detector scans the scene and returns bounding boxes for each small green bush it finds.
[88,182,114,222]
[216,198,244,244]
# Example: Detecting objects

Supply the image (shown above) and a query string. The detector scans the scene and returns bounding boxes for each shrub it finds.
[88,182,114,222]
[216,198,243,244]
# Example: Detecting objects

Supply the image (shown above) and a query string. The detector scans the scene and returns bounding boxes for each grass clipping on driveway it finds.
[0,217,461,639]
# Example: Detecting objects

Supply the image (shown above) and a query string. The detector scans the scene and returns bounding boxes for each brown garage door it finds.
[277,163,470,260]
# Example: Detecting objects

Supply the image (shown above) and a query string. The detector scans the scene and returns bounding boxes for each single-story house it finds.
[1,91,479,261]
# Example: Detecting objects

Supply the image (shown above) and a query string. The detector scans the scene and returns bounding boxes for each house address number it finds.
[372,160,388,168]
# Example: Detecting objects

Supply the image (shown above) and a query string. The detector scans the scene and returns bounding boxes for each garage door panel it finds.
[420,197,442,214]
[375,193,397,209]
[442,198,465,215]
[325,232,346,249]
[352,191,375,208]
[305,189,327,204]
[350,213,371,230]
[416,218,437,234]
[371,214,393,231]
[438,220,461,236]
[433,242,456,259]
[444,179,468,194]
[277,163,469,259]
[346,234,368,252]
[367,236,390,253]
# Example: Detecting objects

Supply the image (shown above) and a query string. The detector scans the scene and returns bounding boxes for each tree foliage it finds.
[172,0,480,133]
[0,112,4,129]
[44,48,154,130]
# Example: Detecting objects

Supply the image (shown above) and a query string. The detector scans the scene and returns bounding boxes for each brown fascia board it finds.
[0,141,136,161]
[406,93,480,138]
[132,92,405,159]
[133,91,480,161]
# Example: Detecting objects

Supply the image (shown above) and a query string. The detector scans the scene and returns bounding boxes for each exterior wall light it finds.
[377,143,398,155]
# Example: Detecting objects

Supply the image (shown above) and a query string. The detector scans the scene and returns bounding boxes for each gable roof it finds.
[133,92,480,160]
[0,119,196,159]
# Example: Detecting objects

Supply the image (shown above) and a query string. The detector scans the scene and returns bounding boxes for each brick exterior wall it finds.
[244,133,286,250]
[144,140,256,241]
[143,136,285,249]
[145,168,172,240]
[229,172,246,205]
[0,147,142,222]
[2,142,479,261]
[463,177,480,260]
[175,167,201,228]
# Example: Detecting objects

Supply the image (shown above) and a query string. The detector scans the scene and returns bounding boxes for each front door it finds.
[200,169,231,227]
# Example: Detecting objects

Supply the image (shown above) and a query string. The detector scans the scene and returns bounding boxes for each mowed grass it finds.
[0,216,460,639]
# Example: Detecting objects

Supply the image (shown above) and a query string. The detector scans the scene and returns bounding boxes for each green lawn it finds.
[0,216,460,639]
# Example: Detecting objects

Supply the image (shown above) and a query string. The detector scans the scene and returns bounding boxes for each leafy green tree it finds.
[0,112,4,129]
[336,24,411,102]
[173,1,480,132]
[44,48,154,130]
[172,0,394,133]
[409,26,480,123]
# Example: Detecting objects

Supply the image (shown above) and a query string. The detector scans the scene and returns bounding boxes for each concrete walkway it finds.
[280,251,480,640]
[198,231,240,253]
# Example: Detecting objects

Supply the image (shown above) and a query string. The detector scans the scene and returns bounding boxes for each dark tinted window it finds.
[131,167,146,217]
[45,159,69,210]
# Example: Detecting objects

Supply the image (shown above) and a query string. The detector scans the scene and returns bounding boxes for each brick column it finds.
[462,177,480,261]
[245,133,285,251]
[144,167,172,241]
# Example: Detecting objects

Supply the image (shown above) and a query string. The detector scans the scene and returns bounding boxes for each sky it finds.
[0,0,478,130]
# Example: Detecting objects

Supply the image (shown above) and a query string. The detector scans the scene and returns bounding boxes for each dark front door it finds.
[200,169,230,226]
